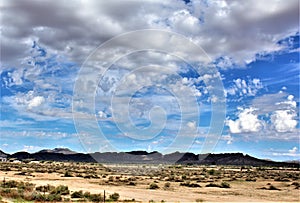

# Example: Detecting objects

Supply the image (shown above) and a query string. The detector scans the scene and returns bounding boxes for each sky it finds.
[0,0,299,161]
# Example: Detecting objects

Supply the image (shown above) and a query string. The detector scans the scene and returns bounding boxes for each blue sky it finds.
[0,0,299,161]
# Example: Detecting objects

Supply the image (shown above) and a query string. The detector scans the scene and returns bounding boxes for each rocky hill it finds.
[4,149,299,167]
[37,148,77,155]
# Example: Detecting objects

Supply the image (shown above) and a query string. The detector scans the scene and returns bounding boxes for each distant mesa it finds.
[1,148,299,168]
[37,148,77,155]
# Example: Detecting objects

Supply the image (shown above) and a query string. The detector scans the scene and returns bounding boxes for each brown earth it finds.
[0,162,299,202]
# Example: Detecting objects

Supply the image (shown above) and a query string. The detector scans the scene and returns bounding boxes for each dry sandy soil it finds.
[0,162,299,202]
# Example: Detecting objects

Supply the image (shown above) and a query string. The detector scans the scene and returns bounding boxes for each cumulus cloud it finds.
[252,93,298,133]
[227,107,262,133]
[227,93,299,139]
[271,110,297,133]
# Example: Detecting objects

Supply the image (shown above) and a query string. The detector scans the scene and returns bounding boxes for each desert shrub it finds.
[46,193,62,201]
[268,185,280,190]
[84,191,91,198]
[17,181,35,192]
[108,192,119,201]
[245,177,256,182]
[64,197,71,202]
[2,180,18,188]
[124,198,135,202]
[189,183,201,188]
[64,171,73,177]
[149,183,159,189]
[71,190,84,198]
[195,198,204,202]
[0,188,11,196]
[205,183,220,187]
[274,177,290,182]
[36,184,55,193]
[0,188,21,199]
[89,193,103,202]
[220,182,231,188]
[180,182,200,188]
[84,174,93,179]
[128,181,136,186]
[108,176,114,181]
[164,182,170,188]
[208,169,215,175]
[50,185,69,195]
[14,171,27,176]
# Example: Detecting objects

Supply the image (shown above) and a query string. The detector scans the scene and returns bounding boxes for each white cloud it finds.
[271,110,297,133]
[28,96,45,109]
[226,78,263,97]
[251,93,298,133]
[98,111,108,119]
[222,135,233,144]
[1,131,75,139]
[22,145,44,153]
[227,107,262,133]
[187,121,196,129]
[289,146,298,154]
[226,92,299,140]
[271,147,300,158]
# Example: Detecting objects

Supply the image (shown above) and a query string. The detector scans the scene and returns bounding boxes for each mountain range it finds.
[1,148,299,168]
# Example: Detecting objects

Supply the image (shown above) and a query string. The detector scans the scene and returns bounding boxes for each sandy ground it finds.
[1,169,299,202]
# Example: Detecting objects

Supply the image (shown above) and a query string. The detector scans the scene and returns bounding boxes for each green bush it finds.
[46,193,62,201]
[84,191,91,198]
[180,182,200,188]
[51,185,69,195]
[17,181,35,192]
[71,190,84,198]
[205,183,220,187]
[164,182,170,188]
[208,169,215,175]
[64,171,73,177]
[36,184,55,193]
[1,180,18,188]
[109,192,120,201]
[221,182,231,188]
[128,181,136,186]
[89,193,103,202]
[149,183,159,189]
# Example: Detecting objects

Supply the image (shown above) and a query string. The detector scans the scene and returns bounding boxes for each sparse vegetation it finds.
[0,161,299,202]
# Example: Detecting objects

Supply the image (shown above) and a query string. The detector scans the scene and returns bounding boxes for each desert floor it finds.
[0,162,299,202]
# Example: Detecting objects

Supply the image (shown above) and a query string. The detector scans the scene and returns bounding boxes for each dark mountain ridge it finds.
[3,148,299,168]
